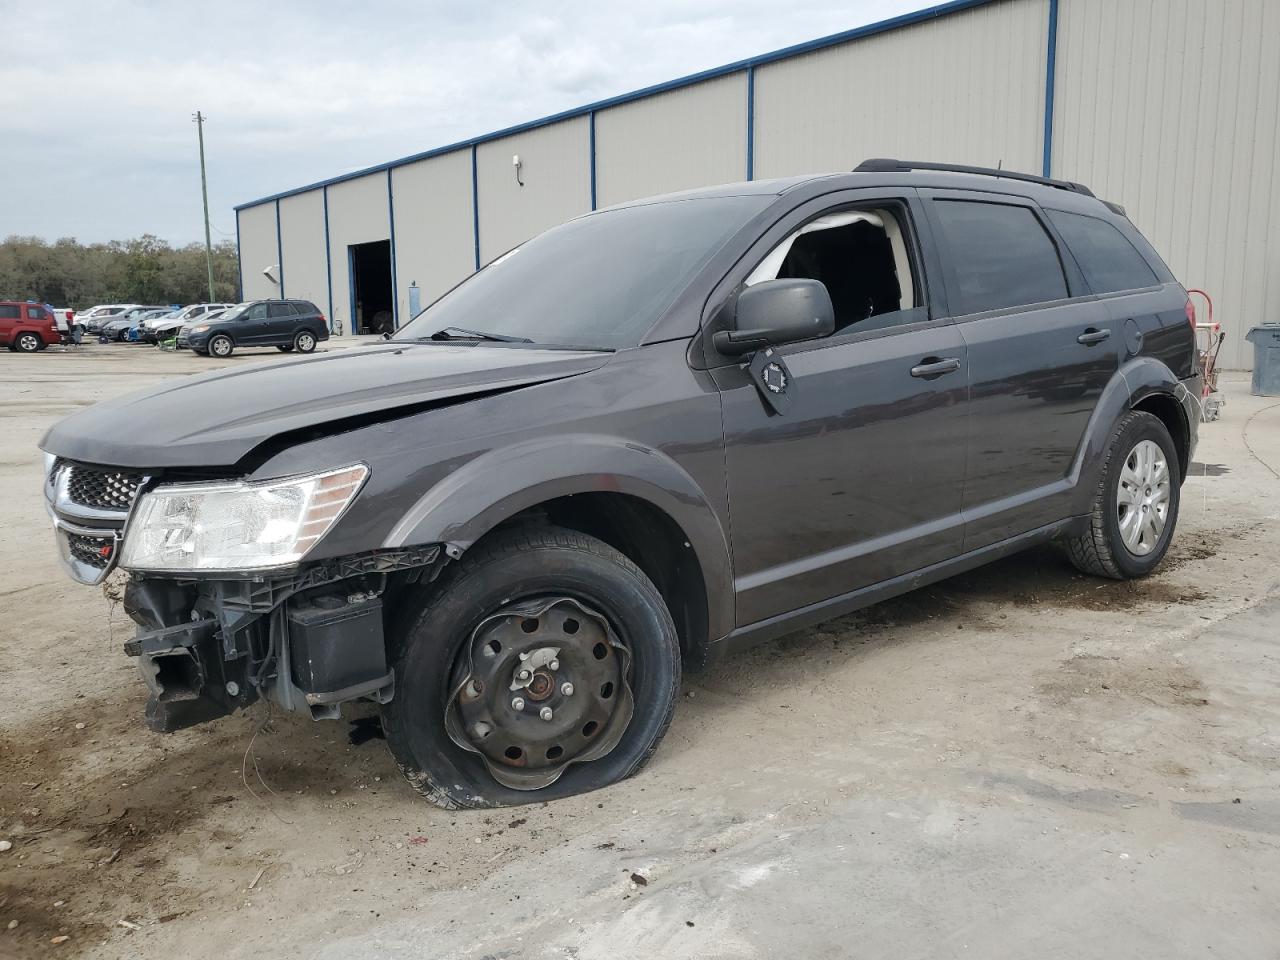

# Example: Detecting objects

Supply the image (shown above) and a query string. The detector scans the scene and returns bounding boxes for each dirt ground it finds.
[2,343,1278,960]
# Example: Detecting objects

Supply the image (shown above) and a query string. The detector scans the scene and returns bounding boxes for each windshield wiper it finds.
[427,326,533,343]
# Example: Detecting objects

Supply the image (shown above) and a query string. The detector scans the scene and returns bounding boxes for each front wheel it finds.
[382,526,680,808]
[1065,410,1180,579]
[14,332,42,353]
[293,330,317,353]
[208,334,234,358]
[276,344,294,352]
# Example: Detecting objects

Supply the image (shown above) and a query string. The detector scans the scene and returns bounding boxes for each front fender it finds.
[383,433,735,643]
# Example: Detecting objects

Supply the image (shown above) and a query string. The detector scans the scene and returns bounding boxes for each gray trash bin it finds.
[1246,324,1280,396]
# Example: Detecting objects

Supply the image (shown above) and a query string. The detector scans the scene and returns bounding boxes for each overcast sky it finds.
[2,0,925,246]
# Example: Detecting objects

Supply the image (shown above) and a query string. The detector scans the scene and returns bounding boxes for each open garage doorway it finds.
[349,239,393,335]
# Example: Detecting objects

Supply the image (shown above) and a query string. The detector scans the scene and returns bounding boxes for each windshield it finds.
[217,303,250,321]
[393,196,769,350]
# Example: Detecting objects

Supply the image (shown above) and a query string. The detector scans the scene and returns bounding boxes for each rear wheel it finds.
[208,334,234,358]
[383,526,680,808]
[1065,410,1179,579]
[14,332,42,353]
[293,330,317,353]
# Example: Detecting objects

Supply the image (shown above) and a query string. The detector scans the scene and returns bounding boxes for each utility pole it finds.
[193,111,215,302]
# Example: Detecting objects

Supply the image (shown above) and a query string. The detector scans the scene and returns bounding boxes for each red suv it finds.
[0,301,61,352]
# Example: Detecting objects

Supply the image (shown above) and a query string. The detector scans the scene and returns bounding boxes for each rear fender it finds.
[383,433,735,642]
[1069,355,1192,513]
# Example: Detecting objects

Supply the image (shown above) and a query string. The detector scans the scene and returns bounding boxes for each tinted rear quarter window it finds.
[1046,209,1159,294]
[933,200,1069,315]
[292,301,318,315]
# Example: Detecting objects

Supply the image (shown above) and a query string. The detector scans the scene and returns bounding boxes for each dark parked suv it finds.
[41,160,1200,808]
[179,298,328,356]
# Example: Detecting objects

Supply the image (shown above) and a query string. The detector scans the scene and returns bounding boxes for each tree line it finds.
[0,235,241,309]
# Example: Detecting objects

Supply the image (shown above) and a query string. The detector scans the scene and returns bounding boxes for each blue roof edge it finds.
[234,0,996,211]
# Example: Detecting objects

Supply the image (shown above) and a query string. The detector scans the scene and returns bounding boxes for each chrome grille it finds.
[67,532,113,569]
[66,465,145,512]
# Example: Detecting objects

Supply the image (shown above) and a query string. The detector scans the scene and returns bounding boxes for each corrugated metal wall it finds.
[237,0,1279,363]
[753,0,1047,178]
[1053,0,1280,369]
[390,151,476,317]
[475,117,591,264]
[595,72,749,207]
[324,173,390,334]
[278,191,328,315]
[237,202,279,302]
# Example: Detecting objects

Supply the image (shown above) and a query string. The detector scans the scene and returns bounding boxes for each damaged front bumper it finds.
[122,546,444,732]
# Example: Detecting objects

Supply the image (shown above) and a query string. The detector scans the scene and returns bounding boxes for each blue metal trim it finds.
[471,145,481,270]
[348,245,356,336]
[588,111,597,210]
[234,208,243,301]
[387,169,399,329]
[234,0,1001,211]
[1042,0,1059,177]
[274,199,284,297]
[746,66,756,181]
[322,186,334,333]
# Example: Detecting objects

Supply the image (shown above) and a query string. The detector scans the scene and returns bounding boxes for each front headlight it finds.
[190,324,210,333]
[119,465,368,572]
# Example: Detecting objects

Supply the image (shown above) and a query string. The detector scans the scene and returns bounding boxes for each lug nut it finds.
[225,681,240,697]
[511,697,526,711]
[539,707,553,721]
[561,682,574,696]
[517,668,532,681]
[549,659,560,671]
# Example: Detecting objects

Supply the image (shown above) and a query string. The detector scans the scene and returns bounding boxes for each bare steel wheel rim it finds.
[1117,438,1170,556]
[444,596,635,791]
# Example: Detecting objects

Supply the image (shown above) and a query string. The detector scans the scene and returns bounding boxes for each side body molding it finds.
[384,434,736,644]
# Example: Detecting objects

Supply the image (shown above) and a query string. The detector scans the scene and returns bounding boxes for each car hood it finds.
[41,343,613,469]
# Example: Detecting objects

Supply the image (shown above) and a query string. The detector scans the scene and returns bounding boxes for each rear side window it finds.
[268,302,296,318]
[0,305,19,319]
[1046,209,1159,294]
[933,200,1068,315]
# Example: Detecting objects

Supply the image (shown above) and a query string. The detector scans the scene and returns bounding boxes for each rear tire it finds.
[208,334,234,358]
[294,330,317,353]
[1065,410,1180,580]
[382,525,680,809]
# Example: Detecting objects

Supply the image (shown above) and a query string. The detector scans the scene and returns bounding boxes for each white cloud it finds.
[0,0,924,243]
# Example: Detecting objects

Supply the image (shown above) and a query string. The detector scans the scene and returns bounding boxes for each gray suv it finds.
[40,160,1201,808]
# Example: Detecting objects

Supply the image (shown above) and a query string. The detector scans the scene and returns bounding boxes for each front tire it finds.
[14,332,42,353]
[1065,410,1180,579]
[208,334,234,358]
[382,526,680,808]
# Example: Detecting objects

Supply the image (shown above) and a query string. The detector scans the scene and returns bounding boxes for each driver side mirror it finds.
[712,278,835,357]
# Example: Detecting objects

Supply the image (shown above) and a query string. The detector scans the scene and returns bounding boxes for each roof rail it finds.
[854,158,1095,197]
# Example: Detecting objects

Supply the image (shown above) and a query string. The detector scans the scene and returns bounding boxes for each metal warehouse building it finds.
[235,0,1280,369]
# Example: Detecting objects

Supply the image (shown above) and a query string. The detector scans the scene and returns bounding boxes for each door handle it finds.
[909,356,962,379]
[1077,328,1111,345]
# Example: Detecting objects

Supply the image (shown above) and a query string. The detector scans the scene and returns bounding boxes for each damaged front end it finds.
[44,455,446,732]
[122,549,444,732]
